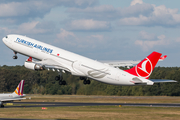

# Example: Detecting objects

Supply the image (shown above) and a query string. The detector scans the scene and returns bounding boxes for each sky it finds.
[1,0,180,67]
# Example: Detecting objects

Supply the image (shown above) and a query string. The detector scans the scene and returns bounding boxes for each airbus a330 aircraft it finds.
[2,34,176,85]
[0,80,26,107]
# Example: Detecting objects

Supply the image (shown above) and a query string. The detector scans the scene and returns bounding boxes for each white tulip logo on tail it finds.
[135,58,152,78]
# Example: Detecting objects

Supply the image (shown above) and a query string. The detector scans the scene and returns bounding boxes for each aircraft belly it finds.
[0,94,14,101]
[98,69,134,85]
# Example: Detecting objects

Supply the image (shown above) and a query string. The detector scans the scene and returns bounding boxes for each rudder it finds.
[13,80,25,96]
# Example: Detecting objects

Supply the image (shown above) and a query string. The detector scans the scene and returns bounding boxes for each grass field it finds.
[1,95,180,120]
[1,106,180,120]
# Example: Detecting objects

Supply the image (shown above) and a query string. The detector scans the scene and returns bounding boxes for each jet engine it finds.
[24,61,44,70]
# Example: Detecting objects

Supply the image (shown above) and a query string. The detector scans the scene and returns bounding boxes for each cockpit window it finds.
[6,36,8,38]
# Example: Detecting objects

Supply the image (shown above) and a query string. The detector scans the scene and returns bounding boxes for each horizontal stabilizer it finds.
[159,55,167,61]
[131,77,143,83]
[150,79,177,83]
[131,77,154,85]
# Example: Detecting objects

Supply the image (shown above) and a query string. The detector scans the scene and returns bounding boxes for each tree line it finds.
[0,65,179,96]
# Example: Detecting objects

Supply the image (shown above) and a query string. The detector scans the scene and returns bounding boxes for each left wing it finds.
[25,57,71,73]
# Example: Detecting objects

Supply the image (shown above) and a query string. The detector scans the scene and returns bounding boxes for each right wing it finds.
[101,60,140,68]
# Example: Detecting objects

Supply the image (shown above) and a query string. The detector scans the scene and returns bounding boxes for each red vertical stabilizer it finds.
[124,51,162,79]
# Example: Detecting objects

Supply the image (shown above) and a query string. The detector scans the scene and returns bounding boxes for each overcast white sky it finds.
[1,0,180,67]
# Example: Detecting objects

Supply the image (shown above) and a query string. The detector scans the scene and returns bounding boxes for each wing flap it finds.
[32,58,71,73]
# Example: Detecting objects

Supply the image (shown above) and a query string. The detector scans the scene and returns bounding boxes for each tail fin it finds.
[124,51,162,79]
[13,80,25,96]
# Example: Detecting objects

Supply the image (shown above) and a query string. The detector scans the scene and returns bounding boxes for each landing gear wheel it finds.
[83,80,90,85]
[59,80,66,85]
[13,51,18,59]
[62,81,66,85]
[13,56,18,59]
[55,76,63,81]
[1,105,4,108]
[83,80,87,85]
[87,80,91,84]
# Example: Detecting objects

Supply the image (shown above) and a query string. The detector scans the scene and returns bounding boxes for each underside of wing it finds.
[26,58,71,73]
[37,59,71,72]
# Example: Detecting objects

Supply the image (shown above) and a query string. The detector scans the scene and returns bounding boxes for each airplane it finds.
[2,34,176,86]
[0,80,26,107]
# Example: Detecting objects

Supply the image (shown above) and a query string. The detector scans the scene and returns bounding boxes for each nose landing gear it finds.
[13,51,18,59]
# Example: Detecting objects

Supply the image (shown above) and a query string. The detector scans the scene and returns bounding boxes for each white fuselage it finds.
[2,34,150,85]
[0,93,24,100]
[0,93,25,105]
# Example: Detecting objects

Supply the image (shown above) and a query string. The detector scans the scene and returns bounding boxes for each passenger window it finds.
[6,36,8,38]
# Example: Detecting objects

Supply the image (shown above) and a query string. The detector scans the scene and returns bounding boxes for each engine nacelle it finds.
[24,61,44,70]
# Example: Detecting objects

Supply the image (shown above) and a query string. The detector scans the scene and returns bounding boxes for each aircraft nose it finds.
[2,37,6,43]
[2,36,9,45]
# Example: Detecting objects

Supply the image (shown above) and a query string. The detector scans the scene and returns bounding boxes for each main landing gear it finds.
[80,77,91,85]
[0,102,4,108]
[13,51,18,59]
[0,104,4,108]
[55,71,66,85]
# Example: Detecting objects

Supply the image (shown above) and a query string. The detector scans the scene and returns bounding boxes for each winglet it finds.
[13,80,25,96]
[27,57,32,62]
[159,55,167,61]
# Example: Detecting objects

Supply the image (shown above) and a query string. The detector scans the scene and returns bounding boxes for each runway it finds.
[3,102,180,108]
